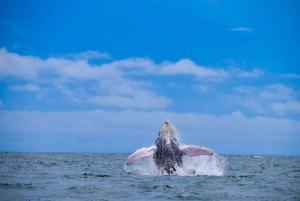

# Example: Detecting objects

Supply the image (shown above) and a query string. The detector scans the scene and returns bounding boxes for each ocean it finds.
[0,152,299,200]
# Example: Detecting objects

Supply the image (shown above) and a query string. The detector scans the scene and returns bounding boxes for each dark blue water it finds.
[0,152,299,200]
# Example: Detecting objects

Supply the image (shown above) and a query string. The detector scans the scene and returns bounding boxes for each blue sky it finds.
[0,0,299,155]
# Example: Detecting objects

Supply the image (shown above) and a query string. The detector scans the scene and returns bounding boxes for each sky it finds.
[0,0,299,155]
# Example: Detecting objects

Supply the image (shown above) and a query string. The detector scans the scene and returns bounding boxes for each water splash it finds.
[179,154,225,176]
[124,153,225,176]
[124,154,158,176]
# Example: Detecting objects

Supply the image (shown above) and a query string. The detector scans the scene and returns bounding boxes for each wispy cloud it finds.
[283,73,300,79]
[270,101,300,115]
[65,50,111,60]
[0,21,25,35]
[198,85,208,93]
[260,84,293,100]
[88,91,171,109]
[229,84,299,115]
[0,21,18,28]
[9,84,41,92]
[237,68,264,78]
[229,27,252,32]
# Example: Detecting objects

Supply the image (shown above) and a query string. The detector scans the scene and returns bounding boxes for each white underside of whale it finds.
[126,145,213,165]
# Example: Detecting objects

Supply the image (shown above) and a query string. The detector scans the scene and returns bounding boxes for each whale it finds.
[126,121,213,174]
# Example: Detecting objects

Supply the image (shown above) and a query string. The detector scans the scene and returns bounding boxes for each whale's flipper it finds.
[180,145,213,156]
[126,146,157,165]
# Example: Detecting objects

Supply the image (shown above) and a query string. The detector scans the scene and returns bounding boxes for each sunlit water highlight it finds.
[0,152,299,200]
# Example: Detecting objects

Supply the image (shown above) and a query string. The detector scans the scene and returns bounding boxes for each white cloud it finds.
[159,59,228,79]
[88,90,171,109]
[0,49,166,82]
[0,21,24,34]
[233,85,256,94]
[283,73,300,79]
[67,50,111,60]
[230,86,266,113]
[0,48,116,81]
[45,57,104,80]
[237,68,264,78]
[260,84,293,100]
[0,48,248,83]
[230,84,299,115]
[9,84,40,92]
[0,48,233,109]
[270,101,300,115]
[233,84,294,101]
[1,48,296,113]
[112,58,156,73]
[98,78,152,96]
[0,48,43,79]
[198,85,208,93]
[51,80,83,103]
[242,99,266,114]
[0,49,166,109]
[229,27,252,32]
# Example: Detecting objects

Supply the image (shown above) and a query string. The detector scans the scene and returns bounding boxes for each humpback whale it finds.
[126,121,213,174]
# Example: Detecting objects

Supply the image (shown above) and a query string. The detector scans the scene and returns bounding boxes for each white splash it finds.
[124,153,225,176]
[124,154,158,175]
[179,154,225,176]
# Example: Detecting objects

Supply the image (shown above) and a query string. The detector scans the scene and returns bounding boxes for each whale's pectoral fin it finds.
[126,146,157,165]
[180,145,213,156]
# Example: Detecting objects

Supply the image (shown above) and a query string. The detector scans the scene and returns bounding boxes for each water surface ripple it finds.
[0,153,299,200]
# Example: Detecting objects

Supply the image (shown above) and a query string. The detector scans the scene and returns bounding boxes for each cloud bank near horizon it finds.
[0,110,299,155]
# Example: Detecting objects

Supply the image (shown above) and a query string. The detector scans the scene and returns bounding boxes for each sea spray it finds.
[124,153,225,176]
[180,153,225,176]
[124,154,158,175]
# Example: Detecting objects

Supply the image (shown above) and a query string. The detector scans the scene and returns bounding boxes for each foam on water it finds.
[124,153,225,176]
